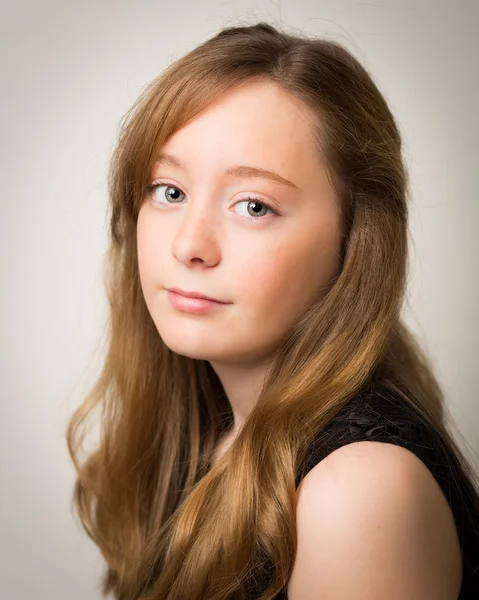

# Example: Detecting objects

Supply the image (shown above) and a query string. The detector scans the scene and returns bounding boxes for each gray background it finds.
[1,1,478,598]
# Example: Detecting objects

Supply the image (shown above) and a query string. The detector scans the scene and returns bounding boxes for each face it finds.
[137,79,344,366]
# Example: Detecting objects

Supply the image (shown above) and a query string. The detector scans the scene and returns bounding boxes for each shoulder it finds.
[288,440,463,600]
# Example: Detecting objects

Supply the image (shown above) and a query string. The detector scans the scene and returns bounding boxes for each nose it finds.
[171,203,221,268]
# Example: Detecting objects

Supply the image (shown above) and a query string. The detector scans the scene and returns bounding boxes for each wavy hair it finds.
[66,20,479,600]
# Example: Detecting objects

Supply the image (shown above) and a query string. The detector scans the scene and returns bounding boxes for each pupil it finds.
[167,187,180,200]
[251,201,262,213]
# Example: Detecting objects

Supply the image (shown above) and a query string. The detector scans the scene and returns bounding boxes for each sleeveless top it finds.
[247,383,479,599]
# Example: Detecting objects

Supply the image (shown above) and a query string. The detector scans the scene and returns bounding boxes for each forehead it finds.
[159,80,319,176]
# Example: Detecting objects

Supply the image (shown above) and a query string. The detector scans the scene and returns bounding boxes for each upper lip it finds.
[167,287,229,303]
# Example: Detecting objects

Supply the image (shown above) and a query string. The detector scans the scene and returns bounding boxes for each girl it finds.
[67,21,479,599]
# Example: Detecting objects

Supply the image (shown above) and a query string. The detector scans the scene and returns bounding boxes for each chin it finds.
[158,333,251,364]
[157,326,221,361]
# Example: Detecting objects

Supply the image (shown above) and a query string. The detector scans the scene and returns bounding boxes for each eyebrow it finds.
[155,152,301,191]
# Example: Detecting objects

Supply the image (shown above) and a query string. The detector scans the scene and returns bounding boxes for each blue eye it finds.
[146,182,278,221]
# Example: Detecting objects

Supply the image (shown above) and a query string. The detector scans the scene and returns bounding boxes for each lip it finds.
[166,289,230,314]
[166,287,228,303]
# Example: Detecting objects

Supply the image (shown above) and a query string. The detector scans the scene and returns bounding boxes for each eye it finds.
[146,182,279,220]
[233,197,275,219]
[146,183,186,205]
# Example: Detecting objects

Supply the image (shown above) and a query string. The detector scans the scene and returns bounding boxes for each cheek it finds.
[231,254,305,344]
[137,215,168,289]
[245,231,340,316]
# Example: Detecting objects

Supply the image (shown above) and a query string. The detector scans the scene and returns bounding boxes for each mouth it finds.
[166,287,229,304]
[166,289,231,314]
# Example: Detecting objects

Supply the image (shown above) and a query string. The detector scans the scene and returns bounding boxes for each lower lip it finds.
[167,290,229,313]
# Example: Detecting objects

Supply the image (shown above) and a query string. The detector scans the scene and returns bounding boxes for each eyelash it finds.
[145,181,279,221]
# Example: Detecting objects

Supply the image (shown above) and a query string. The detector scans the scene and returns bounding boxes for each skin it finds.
[137,79,344,446]
[288,441,463,598]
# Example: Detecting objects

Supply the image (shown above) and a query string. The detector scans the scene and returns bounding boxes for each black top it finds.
[248,384,479,599]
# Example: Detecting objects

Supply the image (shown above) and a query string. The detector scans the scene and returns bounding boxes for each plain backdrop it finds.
[1,1,478,598]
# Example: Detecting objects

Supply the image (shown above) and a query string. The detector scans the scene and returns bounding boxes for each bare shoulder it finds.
[288,441,463,599]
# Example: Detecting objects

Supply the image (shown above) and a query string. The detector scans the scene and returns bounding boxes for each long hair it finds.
[66,21,479,600]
